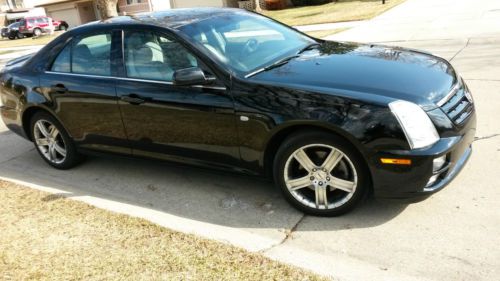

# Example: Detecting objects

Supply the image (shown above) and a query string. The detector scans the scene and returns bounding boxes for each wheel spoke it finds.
[48,144,57,161]
[315,185,328,209]
[293,149,316,172]
[49,126,59,138]
[36,122,50,138]
[35,138,50,146]
[53,143,66,157]
[329,176,355,193]
[322,149,342,172]
[286,176,311,191]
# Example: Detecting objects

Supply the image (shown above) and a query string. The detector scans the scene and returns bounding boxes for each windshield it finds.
[9,22,20,28]
[178,11,314,76]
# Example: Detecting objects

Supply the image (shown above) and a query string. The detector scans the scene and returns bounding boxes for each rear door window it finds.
[50,32,112,76]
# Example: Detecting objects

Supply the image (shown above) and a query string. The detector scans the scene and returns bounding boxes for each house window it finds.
[126,0,144,4]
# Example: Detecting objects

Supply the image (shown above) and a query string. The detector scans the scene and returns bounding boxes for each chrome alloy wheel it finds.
[284,144,358,210]
[33,119,67,164]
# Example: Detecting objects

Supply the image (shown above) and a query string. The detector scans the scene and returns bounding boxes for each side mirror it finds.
[173,67,209,86]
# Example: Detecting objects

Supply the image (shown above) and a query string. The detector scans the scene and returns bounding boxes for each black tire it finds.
[30,111,83,169]
[59,24,68,31]
[16,32,24,39]
[8,36,15,40]
[273,130,370,216]
[33,28,42,37]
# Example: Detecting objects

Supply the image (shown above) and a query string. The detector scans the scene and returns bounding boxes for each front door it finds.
[116,30,240,170]
[40,30,129,154]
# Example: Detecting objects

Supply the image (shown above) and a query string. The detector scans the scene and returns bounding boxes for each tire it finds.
[16,32,24,39]
[273,130,370,216]
[59,25,67,31]
[33,28,42,37]
[8,36,15,40]
[30,111,83,169]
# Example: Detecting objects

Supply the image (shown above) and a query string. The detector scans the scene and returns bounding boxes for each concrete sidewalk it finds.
[328,0,500,42]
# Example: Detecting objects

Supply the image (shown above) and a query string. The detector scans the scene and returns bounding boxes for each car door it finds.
[116,29,240,169]
[39,30,130,154]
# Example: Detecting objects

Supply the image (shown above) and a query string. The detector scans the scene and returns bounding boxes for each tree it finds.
[254,0,263,12]
[96,0,118,19]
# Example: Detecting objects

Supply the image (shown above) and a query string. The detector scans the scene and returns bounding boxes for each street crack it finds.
[259,214,306,253]
[473,133,500,142]
[450,38,471,62]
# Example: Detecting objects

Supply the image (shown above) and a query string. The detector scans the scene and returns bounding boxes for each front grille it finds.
[439,85,474,125]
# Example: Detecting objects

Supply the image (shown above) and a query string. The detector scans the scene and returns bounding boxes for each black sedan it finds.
[1,22,22,40]
[0,8,476,216]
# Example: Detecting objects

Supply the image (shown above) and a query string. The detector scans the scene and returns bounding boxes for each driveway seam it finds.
[474,134,500,142]
[0,148,35,166]
[449,38,471,62]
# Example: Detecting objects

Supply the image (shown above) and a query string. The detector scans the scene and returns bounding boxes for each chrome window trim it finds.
[44,71,227,90]
[437,82,460,107]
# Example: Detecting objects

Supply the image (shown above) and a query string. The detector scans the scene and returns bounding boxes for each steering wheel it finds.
[241,38,259,56]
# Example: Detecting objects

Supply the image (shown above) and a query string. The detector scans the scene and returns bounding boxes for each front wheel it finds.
[30,112,83,169]
[274,131,370,216]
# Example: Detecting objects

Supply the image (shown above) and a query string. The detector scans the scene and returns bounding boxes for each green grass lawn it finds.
[263,0,406,26]
[0,32,62,49]
[0,180,328,281]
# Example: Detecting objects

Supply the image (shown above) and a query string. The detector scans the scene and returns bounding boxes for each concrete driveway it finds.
[1,0,499,280]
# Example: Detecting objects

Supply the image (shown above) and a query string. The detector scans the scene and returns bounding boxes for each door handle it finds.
[51,84,67,93]
[121,94,146,105]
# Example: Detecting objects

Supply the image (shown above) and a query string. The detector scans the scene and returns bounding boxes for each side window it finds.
[73,33,112,76]
[51,44,71,73]
[50,33,112,76]
[124,31,198,82]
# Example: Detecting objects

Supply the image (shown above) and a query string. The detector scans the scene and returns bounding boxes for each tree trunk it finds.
[96,0,118,19]
[254,0,262,12]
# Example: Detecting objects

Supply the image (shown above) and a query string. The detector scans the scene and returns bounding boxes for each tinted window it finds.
[50,33,112,76]
[51,44,71,72]
[124,31,198,81]
[73,33,112,76]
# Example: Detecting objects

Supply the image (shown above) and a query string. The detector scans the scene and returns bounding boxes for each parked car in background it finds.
[18,16,68,37]
[1,22,23,40]
[53,19,69,31]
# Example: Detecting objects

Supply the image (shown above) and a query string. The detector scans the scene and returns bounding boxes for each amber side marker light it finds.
[380,158,412,165]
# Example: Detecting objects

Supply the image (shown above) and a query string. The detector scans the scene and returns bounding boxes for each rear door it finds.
[39,30,129,154]
[116,29,240,169]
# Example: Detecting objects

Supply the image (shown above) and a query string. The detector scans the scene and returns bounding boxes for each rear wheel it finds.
[16,32,24,39]
[59,24,68,31]
[274,131,369,216]
[30,112,83,169]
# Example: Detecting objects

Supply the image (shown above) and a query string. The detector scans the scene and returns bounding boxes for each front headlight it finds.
[389,100,439,149]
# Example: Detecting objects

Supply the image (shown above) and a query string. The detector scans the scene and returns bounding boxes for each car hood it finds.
[250,41,458,109]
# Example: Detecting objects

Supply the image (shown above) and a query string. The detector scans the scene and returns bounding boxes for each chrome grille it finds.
[439,85,473,125]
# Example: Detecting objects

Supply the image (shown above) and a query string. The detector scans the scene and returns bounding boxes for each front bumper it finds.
[371,112,476,200]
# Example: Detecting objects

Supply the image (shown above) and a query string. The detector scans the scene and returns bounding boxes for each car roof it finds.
[80,8,247,30]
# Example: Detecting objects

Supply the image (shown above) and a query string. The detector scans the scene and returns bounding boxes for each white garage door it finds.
[49,8,79,29]
[172,0,224,8]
